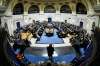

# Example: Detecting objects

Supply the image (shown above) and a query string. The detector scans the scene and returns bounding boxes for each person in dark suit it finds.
[47,44,54,62]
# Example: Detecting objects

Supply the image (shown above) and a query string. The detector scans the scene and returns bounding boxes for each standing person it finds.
[47,44,54,62]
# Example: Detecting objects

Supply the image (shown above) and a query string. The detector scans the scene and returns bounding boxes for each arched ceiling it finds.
[0,0,99,8]
[0,0,100,15]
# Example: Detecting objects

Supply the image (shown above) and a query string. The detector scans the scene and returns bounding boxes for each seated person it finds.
[32,32,37,38]
[57,30,66,38]
[20,30,31,40]
[45,27,54,37]
[26,30,33,41]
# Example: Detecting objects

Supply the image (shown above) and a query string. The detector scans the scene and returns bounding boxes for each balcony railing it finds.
[94,4,100,15]
[0,0,11,15]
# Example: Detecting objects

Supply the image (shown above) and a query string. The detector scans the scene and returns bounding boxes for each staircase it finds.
[28,62,72,66]
[28,60,72,66]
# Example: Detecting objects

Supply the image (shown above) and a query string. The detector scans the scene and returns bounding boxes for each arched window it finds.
[28,5,39,14]
[13,3,24,15]
[44,5,56,13]
[76,3,87,14]
[60,5,72,13]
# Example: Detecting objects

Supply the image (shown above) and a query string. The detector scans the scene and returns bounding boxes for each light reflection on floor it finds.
[24,29,76,64]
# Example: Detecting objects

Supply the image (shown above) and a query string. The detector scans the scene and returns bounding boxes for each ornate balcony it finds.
[0,5,7,13]
[94,4,100,15]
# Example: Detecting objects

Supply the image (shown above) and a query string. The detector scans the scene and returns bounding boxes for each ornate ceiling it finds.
[0,0,100,15]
